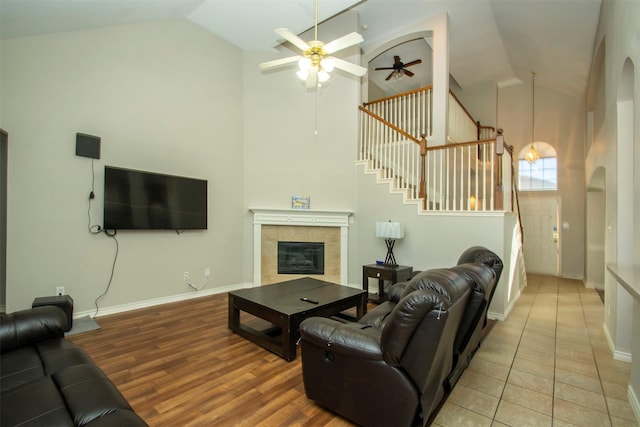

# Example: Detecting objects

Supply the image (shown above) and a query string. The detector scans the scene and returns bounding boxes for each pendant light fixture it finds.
[525,71,541,164]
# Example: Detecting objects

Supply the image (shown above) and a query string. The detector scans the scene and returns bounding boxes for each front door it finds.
[520,197,560,276]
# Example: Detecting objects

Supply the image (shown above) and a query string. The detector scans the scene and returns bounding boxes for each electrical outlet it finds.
[184,272,190,280]
[56,287,65,296]
[204,268,210,277]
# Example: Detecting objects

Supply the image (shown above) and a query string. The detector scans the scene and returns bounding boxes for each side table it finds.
[362,264,413,303]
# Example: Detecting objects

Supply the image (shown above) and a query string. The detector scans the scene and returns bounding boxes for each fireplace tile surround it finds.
[251,209,353,286]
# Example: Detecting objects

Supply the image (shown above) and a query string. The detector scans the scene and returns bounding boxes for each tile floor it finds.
[432,274,638,426]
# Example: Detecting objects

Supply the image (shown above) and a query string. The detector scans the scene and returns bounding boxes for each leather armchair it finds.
[300,269,472,427]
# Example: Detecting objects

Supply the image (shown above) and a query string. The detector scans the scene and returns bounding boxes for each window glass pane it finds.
[545,157,557,168]
[543,168,556,184]
[518,155,557,191]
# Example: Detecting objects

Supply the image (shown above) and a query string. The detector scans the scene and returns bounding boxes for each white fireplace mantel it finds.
[250,208,353,286]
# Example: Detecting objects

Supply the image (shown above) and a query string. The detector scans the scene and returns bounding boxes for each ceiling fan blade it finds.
[274,28,310,51]
[403,69,415,77]
[332,57,367,77]
[259,56,301,70]
[306,67,318,88]
[385,71,395,81]
[403,59,422,67]
[374,67,395,71]
[323,32,364,54]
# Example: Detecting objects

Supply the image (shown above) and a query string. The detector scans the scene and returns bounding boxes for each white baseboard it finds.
[560,273,584,280]
[602,322,633,363]
[487,287,522,322]
[74,282,253,319]
[629,385,640,424]
[585,280,604,290]
[614,350,633,363]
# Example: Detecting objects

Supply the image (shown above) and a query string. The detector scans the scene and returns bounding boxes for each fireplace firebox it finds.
[277,241,325,275]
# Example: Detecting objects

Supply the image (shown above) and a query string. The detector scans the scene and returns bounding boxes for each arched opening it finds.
[367,38,432,99]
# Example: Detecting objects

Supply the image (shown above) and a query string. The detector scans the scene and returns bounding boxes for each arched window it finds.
[518,142,558,191]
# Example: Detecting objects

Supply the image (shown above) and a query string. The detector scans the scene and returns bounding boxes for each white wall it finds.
[586,189,605,290]
[0,20,246,313]
[456,81,498,129]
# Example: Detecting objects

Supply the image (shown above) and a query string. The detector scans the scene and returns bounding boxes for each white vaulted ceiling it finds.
[0,0,601,98]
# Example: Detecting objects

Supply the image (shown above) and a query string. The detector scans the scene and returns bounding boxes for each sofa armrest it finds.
[300,317,383,360]
[387,281,409,302]
[0,306,67,352]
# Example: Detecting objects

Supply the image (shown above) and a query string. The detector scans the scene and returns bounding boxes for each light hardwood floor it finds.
[69,275,638,426]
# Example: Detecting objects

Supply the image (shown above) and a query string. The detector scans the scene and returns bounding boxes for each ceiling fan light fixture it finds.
[297,69,309,80]
[259,0,365,89]
[298,57,312,71]
[321,57,335,72]
[318,69,330,83]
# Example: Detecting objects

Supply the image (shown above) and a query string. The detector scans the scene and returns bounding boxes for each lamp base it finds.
[383,239,398,266]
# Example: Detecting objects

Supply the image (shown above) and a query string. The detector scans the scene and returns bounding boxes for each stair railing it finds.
[422,137,512,212]
[358,86,513,212]
[361,86,433,141]
[358,106,427,200]
[448,90,496,144]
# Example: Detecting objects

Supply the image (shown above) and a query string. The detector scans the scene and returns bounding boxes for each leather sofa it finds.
[0,306,147,427]
[299,246,502,427]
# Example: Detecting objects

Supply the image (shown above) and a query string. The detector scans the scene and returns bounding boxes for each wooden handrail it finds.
[364,86,492,144]
[419,136,427,200]
[358,105,423,145]
[448,90,476,125]
[425,138,496,152]
[506,144,524,245]
[362,86,433,107]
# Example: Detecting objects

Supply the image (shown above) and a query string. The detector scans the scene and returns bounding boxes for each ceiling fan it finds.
[375,56,422,81]
[259,0,367,88]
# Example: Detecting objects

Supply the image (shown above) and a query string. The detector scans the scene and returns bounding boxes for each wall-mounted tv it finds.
[104,166,207,230]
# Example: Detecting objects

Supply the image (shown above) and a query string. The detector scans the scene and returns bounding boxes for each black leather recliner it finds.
[0,306,147,427]
[361,246,502,390]
[299,268,472,427]
[299,246,503,426]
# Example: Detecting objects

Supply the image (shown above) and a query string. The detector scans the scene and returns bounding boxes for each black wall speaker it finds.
[75,133,101,159]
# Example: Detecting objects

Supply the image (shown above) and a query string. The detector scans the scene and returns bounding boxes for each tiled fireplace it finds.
[250,209,352,285]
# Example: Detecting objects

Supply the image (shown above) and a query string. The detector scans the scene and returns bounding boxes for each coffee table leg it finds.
[282,317,295,362]
[228,294,239,331]
[357,293,367,318]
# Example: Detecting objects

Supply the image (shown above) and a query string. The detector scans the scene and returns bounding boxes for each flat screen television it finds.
[103,166,207,230]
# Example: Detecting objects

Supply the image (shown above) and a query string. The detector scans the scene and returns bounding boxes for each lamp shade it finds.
[376,222,404,239]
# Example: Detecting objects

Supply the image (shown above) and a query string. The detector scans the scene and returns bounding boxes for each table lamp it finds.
[376,221,404,266]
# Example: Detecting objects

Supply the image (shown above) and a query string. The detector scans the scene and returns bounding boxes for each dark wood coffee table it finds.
[228,277,367,361]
